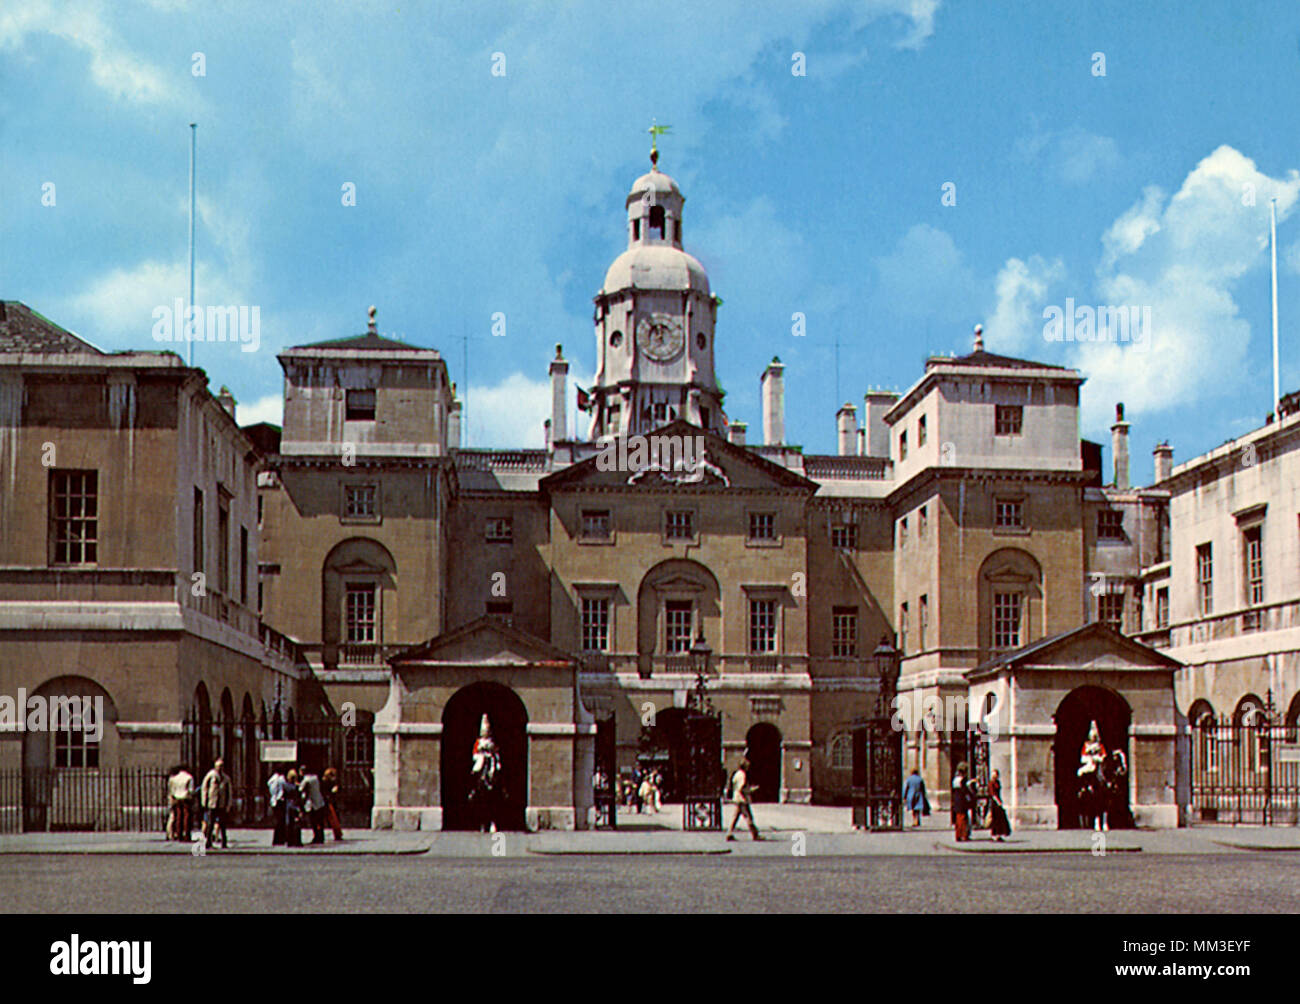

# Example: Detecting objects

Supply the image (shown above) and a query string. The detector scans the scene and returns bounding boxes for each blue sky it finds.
[4,0,1300,481]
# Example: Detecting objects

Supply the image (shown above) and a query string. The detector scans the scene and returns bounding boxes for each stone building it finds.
[0,302,314,830]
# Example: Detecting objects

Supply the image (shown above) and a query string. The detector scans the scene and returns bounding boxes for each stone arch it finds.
[441,682,529,831]
[1187,698,1215,726]
[20,675,120,772]
[976,547,1043,658]
[1052,684,1131,829]
[1286,693,1300,741]
[184,683,214,772]
[1233,693,1267,775]
[321,537,398,654]
[636,558,722,673]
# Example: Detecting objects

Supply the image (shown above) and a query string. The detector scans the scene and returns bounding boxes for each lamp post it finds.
[873,634,900,718]
[688,631,713,713]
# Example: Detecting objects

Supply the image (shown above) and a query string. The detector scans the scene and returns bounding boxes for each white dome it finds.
[626,169,681,203]
[602,244,709,294]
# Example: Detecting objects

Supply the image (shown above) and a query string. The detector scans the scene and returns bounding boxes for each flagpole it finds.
[188,123,197,367]
[1271,198,1279,417]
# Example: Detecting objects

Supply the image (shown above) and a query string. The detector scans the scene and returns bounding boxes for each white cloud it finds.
[1075,145,1300,431]
[236,394,283,427]
[985,255,1065,353]
[0,1,174,106]
[1015,127,1120,185]
[466,367,595,449]
[875,223,981,322]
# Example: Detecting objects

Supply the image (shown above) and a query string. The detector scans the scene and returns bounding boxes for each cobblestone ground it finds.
[2,852,1296,913]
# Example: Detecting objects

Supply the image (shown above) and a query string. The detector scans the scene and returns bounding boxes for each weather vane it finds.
[648,119,671,168]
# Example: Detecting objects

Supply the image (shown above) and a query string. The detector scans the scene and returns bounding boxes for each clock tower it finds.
[588,143,725,439]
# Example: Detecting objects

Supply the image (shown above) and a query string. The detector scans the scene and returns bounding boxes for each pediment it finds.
[969,622,1182,680]
[390,616,576,668]
[541,421,817,494]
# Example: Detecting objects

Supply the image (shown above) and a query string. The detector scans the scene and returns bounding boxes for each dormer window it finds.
[346,389,376,421]
[649,205,665,238]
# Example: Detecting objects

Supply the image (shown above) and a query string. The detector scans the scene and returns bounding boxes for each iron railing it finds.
[1191,718,1300,825]
[0,768,171,834]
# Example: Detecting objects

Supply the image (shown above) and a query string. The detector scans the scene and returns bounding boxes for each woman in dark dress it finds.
[988,768,1012,841]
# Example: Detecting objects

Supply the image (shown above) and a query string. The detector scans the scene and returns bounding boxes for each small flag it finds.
[577,386,592,412]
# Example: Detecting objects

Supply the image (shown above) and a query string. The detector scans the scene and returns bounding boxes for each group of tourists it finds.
[900,765,1012,841]
[618,767,664,813]
[165,760,345,848]
[268,765,345,846]
[166,759,235,849]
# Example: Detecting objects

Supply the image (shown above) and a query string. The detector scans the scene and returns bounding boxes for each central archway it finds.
[441,682,528,831]
[745,722,782,803]
[1053,685,1131,829]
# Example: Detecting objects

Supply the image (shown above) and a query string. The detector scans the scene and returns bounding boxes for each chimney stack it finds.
[862,390,899,457]
[761,357,785,445]
[216,386,237,418]
[447,391,462,449]
[1152,441,1172,483]
[856,427,865,456]
[549,343,568,443]
[836,402,858,456]
[728,420,747,447]
[1111,402,1130,489]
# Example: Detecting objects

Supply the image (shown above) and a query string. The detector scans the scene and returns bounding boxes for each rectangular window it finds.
[664,509,695,541]
[345,582,377,643]
[899,517,908,545]
[665,600,694,654]
[54,722,99,769]
[217,496,230,595]
[1156,586,1169,629]
[1197,543,1214,616]
[899,431,908,461]
[1244,526,1263,606]
[995,404,1023,436]
[831,523,857,550]
[193,487,204,574]
[345,388,376,421]
[239,526,249,605]
[1099,592,1124,631]
[344,484,378,520]
[899,602,909,654]
[581,509,612,541]
[50,470,98,565]
[831,606,858,657]
[917,415,927,447]
[919,505,928,539]
[920,594,929,649]
[1097,510,1124,540]
[995,499,1024,529]
[749,598,778,654]
[485,516,513,543]
[608,405,621,436]
[748,512,776,541]
[486,600,513,616]
[993,591,1022,649]
[581,597,611,652]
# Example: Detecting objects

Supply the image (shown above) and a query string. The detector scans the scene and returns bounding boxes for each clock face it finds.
[636,313,685,362]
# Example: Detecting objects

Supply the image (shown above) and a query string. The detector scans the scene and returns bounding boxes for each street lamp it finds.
[688,631,713,713]
[873,634,900,718]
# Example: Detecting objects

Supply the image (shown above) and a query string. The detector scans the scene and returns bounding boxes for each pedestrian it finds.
[951,762,971,842]
[267,765,287,846]
[282,769,303,847]
[902,767,929,828]
[988,768,1012,841]
[167,764,194,841]
[300,764,327,844]
[650,770,663,812]
[200,757,232,849]
[632,767,644,814]
[638,774,656,814]
[322,766,345,840]
[726,757,762,841]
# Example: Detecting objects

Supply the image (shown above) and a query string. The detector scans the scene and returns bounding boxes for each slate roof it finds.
[933,348,1070,371]
[289,332,426,352]
[0,302,105,355]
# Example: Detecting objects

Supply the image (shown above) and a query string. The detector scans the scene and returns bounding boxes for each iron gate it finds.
[1191,718,1300,825]
[680,709,723,830]
[851,717,903,831]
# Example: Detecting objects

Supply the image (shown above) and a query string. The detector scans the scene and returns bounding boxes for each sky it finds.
[3,0,1300,482]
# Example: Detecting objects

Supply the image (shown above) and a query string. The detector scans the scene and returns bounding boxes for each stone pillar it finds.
[761,357,785,445]
[836,402,858,456]
[1111,402,1130,489]
[862,390,899,457]
[1152,441,1172,483]
[550,344,569,443]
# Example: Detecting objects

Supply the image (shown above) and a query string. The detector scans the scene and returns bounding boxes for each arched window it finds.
[1286,692,1300,743]
[322,538,397,668]
[1188,699,1217,774]
[1234,694,1266,774]
[977,548,1043,658]
[829,733,851,770]
[344,711,375,770]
